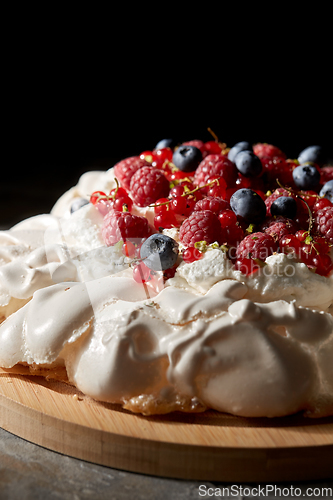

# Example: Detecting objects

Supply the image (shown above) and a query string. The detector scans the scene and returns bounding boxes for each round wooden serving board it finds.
[0,368,332,482]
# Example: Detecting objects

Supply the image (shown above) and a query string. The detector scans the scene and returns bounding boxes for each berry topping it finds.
[94,135,332,279]
[172,145,203,172]
[314,206,333,243]
[132,262,154,284]
[227,141,252,163]
[253,143,286,159]
[265,188,295,216]
[179,210,223,247]
[140,234,179,271]
[310,254,333,277]
[194,154,238,188]
[109,186,134,212]
[153,208,178,231]
[319,179,333,203]
[234,257,261,276]
[182,246,203,263]
[297,145,324,167]
[182,140,207,156]
[234,150,262,177]
[236,232,277,262]
[114,156,149,191]
[279,234,302,255]
[292,164,320,190]
[264,220,298,243]
[70,198,89,213]
[321,166,333,184]
[129,166,170,207]
[230,188,267,224]
[193,196,230,214]
[270,196,298,219]
[154,138,177,150]
[102,209,150,246]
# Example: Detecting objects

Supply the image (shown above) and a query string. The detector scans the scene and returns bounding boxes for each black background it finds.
[3,27,332,228]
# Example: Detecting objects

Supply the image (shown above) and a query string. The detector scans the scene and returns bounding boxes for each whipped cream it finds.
[0,165,332,417]
[172,247,333,311]
[0,276,332,417]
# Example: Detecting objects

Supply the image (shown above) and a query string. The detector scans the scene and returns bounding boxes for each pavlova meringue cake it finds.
[0,138,332,418]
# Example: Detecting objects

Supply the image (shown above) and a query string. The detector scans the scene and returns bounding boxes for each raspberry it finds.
[193,196,230,214]
[179,210,223,247]
[114,156,149,191]
[264,220,298,243]
[194,154,238,188]
[314,206,333,243]
[253,143,286,159]
[236,232,277,261]
[129,166,170,207]
[102,209,150,246]
[260,215,297,232]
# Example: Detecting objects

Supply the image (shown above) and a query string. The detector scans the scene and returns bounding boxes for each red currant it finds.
[299,191,319,209]
[206,176,227,199]
[170,196,195,217]
[132,262,153,283]
[183,247,203,263]
[311,254,333,276]
[312,236,330,255]
[109,187,133,212]
[154,198,170,215]
[295,229,309,242]
[168,170,196,182]
[313,198,333,212]
[204,140,222,155]
[152,147,173,168]
[139,150,154,163]
[222,224,244,249]
[90,191,107,205]
[121,241,136,257]
[234,258,260,276]
[279,234,302,255]
[154,210,178,230]
[218,209,237,228]
[169,182,195,197]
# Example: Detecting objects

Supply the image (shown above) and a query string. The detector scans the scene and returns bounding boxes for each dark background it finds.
[3,32,332,228]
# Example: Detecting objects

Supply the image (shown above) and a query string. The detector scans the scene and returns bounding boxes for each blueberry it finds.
[319,179,333,203]
[172,145,202,172]
[155,138,177,150]
[230,188,266,224]
[234,150,262,177]
[228,141,252,163]
[297,145,324,166]
[140,234,179,271]
[270,196,297,219]
[292,164,320,190]
[70,198,89,213]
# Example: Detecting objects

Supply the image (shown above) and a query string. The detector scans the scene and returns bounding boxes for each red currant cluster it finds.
[88,135,333,280]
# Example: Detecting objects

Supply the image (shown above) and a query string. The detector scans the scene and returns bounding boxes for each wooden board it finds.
[0,368,333,482]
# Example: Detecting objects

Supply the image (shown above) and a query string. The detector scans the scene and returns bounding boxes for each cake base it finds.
[0,368,332,482]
